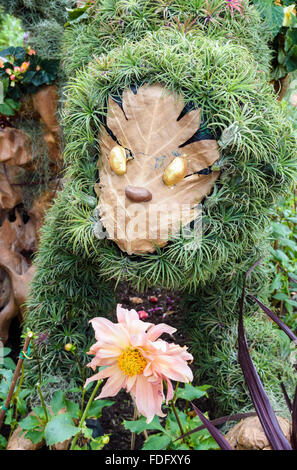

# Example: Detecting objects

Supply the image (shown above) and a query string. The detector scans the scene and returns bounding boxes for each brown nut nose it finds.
[125,185,152,203]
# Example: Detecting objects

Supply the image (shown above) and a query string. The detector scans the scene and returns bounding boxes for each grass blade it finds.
[249,295,297,345]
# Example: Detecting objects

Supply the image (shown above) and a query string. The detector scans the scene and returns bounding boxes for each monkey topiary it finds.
[3,0,297,416]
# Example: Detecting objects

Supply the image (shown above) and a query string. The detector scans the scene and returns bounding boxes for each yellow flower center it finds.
[118,348,147,376]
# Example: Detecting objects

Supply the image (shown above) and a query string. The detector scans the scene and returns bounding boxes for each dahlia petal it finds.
[84,364,118,388]
[117,304,153,336]
[98,369,126,398]
[84,372,103,388]
[165,377,174,403]
[90,317,130,348]
[125,375,137,393]
[98,345,124,357]
[134,375,165,423]
[117,304,139,324]
[86,356,117,371]
[146,323,176,342]
[156,359,193,382]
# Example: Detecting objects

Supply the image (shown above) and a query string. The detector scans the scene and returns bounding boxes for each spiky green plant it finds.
[5,0,297,415]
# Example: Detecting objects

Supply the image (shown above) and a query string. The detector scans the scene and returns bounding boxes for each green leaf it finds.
[142,433,171,450]
[195,437,219,450]
[44,414,79,446]
[274,249,290,264]
[82,426,93,439]
[285,299,297,307]
[176,383,209,401]
[123,415,164,434]
[0,434,7,450]
[253,1,284,36]
[90,438,105,450]
[273,292,290,301]
[19,414,41,431]
[65,399,80,419]
[3,357,16,369]
[32,406,47,420]
[271,222,291,237]
[0,101,16,116]
[25,429,44,445]
[172,442,190,450]
[270,273,283,291]
[16,396,28,416]
[50,390,65,414]
[86,399,114,418]
[279,238,297,251]
[4,408,14,426]
[0,369,13,396]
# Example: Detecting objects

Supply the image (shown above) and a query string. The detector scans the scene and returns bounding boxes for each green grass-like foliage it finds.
[12,1,297,414]
[0,0,75,59]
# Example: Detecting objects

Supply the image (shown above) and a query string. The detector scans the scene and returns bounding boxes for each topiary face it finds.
[95,84,220,254]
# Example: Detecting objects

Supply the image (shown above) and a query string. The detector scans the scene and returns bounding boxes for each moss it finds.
[0,0,75,59]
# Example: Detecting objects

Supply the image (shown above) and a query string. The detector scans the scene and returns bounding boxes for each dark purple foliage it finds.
[191,404,233,450]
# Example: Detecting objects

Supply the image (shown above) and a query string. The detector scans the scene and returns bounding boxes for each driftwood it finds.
[0,85,62,343]
[225,416,292,450]
[7,408,76,451]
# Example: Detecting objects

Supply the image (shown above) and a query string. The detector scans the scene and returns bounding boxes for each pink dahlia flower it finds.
[85,305,193,423]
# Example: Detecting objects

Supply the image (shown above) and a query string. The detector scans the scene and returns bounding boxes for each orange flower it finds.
[85,305,193,423]
[0,59,4,68]
[20,61,30,73]
[28,48,36,56]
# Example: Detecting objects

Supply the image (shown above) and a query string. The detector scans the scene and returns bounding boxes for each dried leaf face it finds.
[96,84,220,255]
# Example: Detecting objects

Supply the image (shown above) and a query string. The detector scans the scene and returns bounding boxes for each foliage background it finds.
[1,0,296,419]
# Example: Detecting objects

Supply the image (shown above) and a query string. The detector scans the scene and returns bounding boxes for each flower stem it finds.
[131,404,138,450]
[170,400,185,443]
[70,380,101,450]
[32,339,42,384]
[73,351,85,384]
[37,383,48,423]
[170,382,185,443]
[0,332,32,431]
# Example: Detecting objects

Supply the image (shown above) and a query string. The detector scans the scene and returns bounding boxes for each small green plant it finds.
[0,45,59,116]
[0,7,24,49]
[268,193,297,330]
[0,335,113,451]
[123,383,219,450]
[252,0,297,80]
[18,384,113,450]
[0,349,31,448]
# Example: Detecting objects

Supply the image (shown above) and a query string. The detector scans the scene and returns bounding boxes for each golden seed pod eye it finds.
[163,156,188,187]
[109,145,127,175]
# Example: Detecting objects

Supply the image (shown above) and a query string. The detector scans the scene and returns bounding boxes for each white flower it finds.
[283,4,296,27]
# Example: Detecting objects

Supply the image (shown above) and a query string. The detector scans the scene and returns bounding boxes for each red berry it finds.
[149,296,158,303]
[138,310,149,319]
